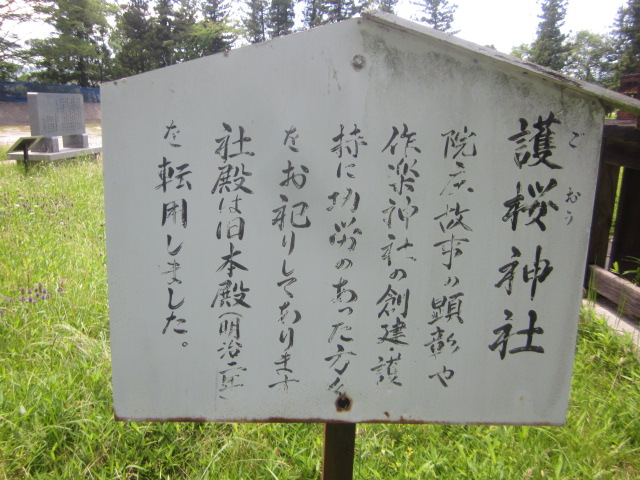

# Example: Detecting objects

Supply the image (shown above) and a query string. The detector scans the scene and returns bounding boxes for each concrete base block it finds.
[63,133,89,149]
[7,146,102,162]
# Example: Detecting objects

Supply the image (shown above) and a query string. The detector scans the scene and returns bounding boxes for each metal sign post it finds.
[6,137,39,172]
[322,423,356,480]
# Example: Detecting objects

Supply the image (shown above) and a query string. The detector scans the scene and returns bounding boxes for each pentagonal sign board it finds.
[103,14,607,424]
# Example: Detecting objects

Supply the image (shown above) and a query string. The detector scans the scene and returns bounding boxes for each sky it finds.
[11,0,628,55]
[397,0,625,53]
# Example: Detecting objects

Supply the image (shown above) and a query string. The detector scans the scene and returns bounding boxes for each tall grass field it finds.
[1,158,639,479]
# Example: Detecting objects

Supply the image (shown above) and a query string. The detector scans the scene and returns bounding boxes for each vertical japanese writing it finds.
[157,120,192,346]
[372,123,421,387]
[211,122,254,398]
[489,111,578,359]
[325,124,365,394]
[426,126,478,387]
[269,125,311,391]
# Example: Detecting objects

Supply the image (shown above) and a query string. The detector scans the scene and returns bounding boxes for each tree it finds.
[302,0,325,28]
[169,0,237,60]
[563,30,615,88]
[243,0,269,43]
[373,0,399,14]
[153,0,176,68]
[268,0,294,37]
[529,0,571,71]
[324,0,359,23]
[611,0,640,79]
[300,0,362,29]
[412,0,458,34]
[510,43,533,61]
[199,0,236,54]
[111,0,237,74]
[29,0,115,86]
[112,0,155,76]
[202,0,231,23]
[170,0,199,62]
[0,1,46,79]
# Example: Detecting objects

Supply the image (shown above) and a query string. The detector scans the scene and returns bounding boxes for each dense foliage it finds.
[411,0,458,33]
[511,0,639,89]
[529,0,571,71]
[0,0,46,79]
[29,0,114,87]
[0,0,638,89]
[611,0,640,85]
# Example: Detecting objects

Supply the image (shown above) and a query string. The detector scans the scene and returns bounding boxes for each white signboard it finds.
[103,15,604,424]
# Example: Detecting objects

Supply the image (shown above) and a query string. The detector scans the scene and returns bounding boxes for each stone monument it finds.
[7,92,101,162]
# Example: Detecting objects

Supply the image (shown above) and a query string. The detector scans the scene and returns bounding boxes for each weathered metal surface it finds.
[103,14,604,425]
[363,12,640,117]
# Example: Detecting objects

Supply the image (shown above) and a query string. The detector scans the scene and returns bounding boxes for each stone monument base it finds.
[7,146,102,162]
[6,135,101,162]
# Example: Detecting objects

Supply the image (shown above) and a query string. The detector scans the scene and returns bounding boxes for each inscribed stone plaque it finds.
[103,15,605,425]
[28,92,86,137]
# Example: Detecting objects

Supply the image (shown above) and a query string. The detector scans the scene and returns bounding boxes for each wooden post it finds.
[610,167,640,276]
[599,124,640,280]
[322,423,356,480]
[585,160,618,272]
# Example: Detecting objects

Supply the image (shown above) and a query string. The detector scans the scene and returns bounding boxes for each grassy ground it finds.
[0,159,639,479]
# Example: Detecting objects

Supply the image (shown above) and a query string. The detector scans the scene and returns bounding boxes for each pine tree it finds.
[202,0,231,21]
[171,0,204,62]
[113,0,155,75]
[530,0,571,71]
[268,0,294,37]
[153,0,176,67]
[412,0,458,33]
[243,0,269,43]
[28,0,115,86]
[303,0,325,28]
[375,0,398,14]
[612,0,640,78]
[324,0,358,23]
[199,0,236,54]
[302,0,361,29]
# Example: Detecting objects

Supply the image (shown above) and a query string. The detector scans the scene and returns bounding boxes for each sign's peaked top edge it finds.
[364,12,640,116]
[101,10,640,117]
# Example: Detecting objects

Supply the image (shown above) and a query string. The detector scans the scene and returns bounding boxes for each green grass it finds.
[1,160,639,479]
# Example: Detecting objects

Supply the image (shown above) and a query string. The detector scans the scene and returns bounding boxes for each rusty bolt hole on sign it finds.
[335,393,352,412]
[351,55,365,71]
